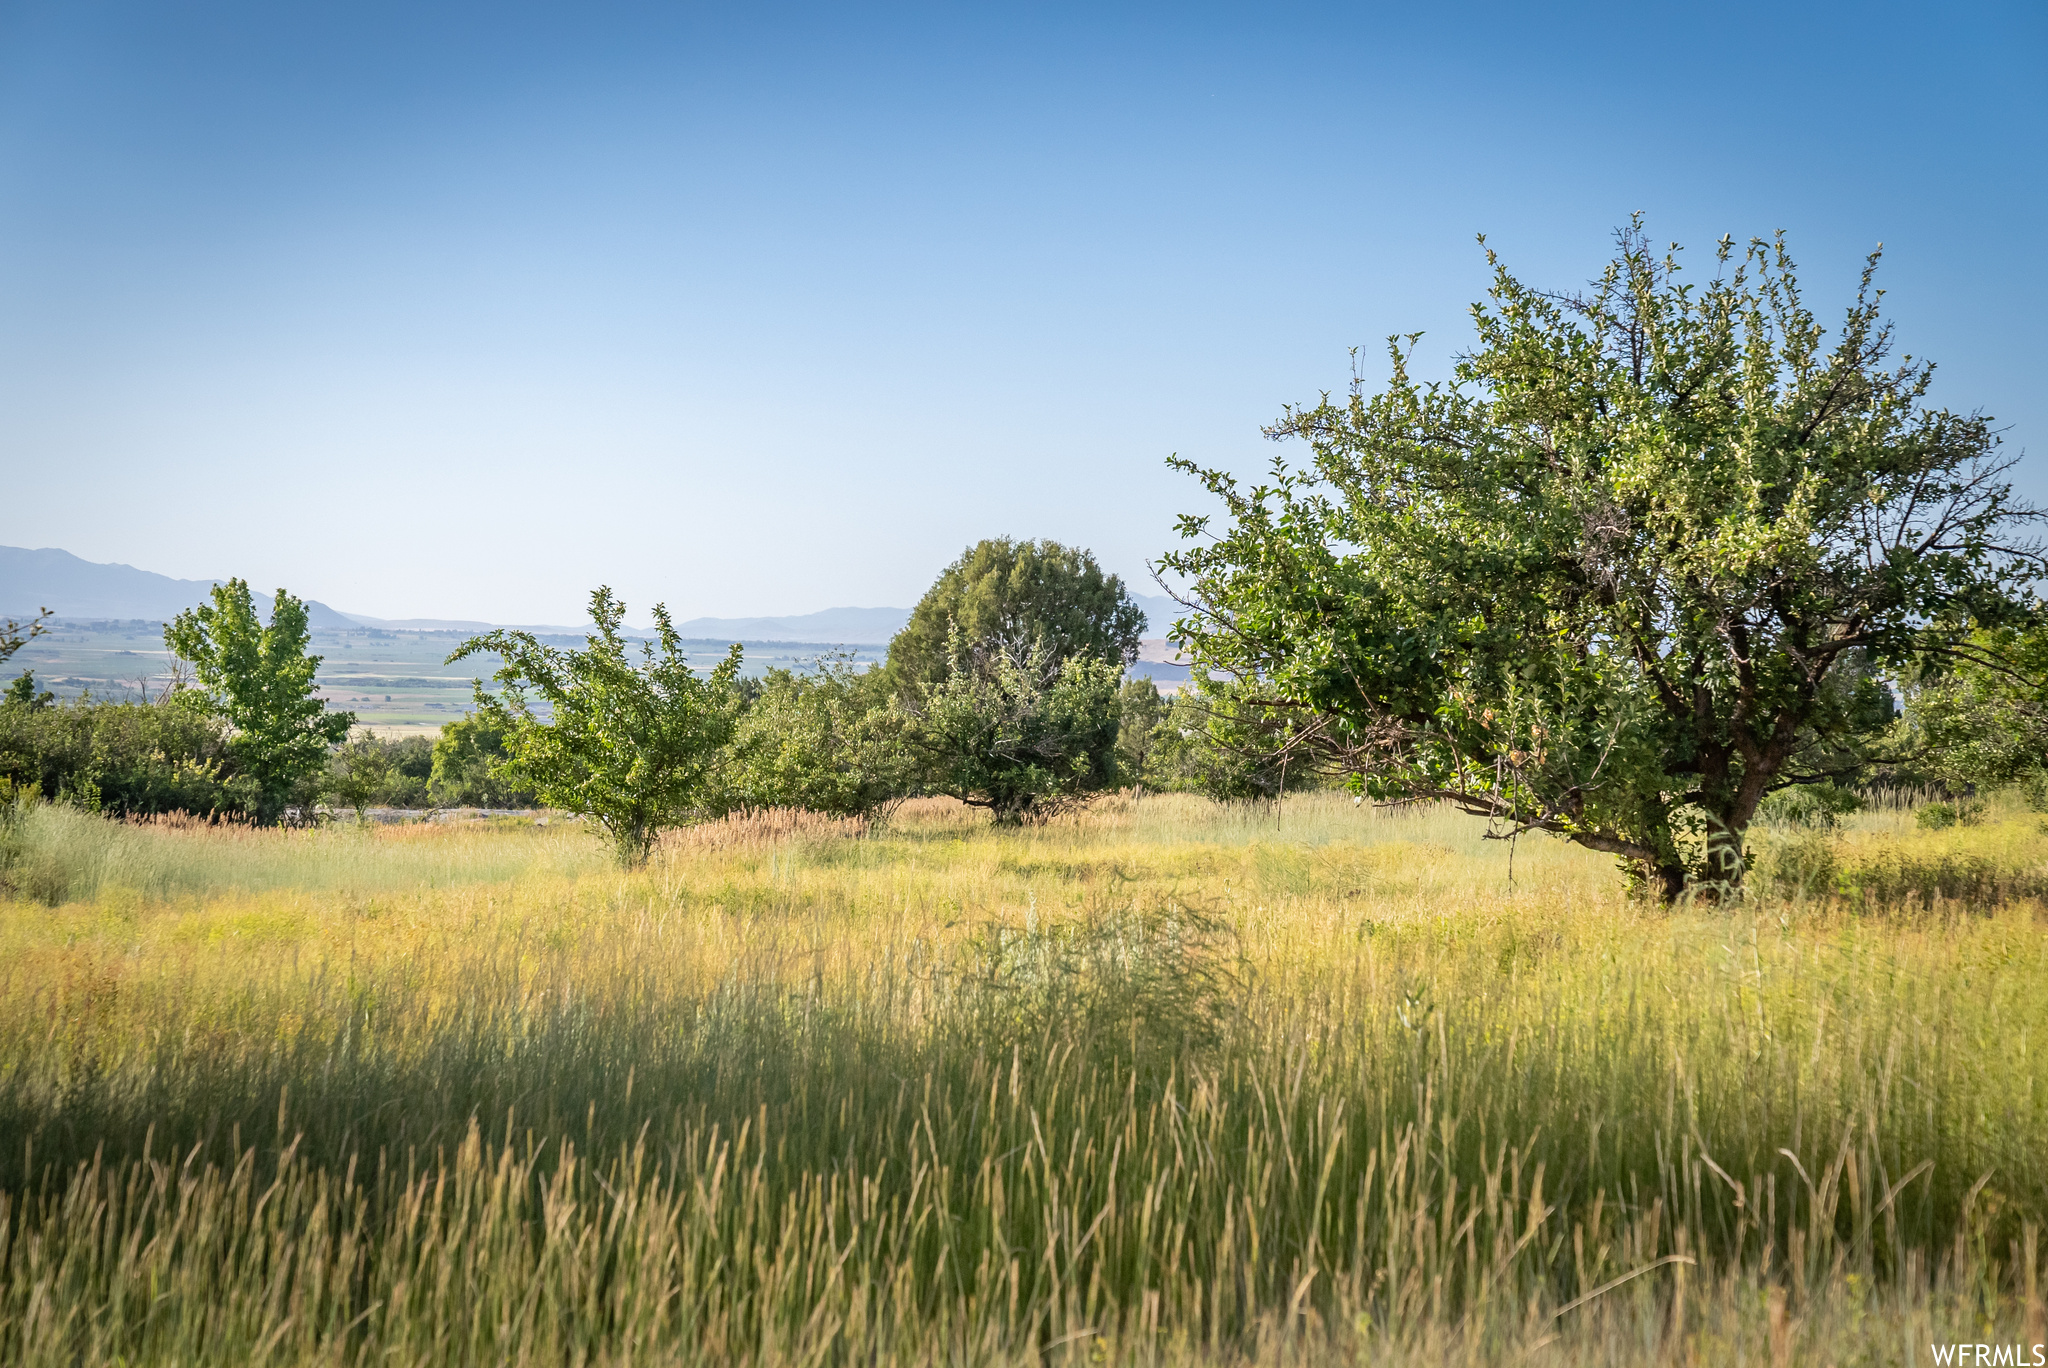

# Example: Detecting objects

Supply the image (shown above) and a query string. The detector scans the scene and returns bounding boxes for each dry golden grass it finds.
[2,790,2046,1364]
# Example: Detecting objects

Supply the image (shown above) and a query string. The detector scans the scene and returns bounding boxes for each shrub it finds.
[720,661,914,821]
[0,692,239,818]
[1142,684,1318,801]
[429,714,535,809]
[962,896,1241,1075]
[907,636,1122,823]
[1761,831,1839,900]
[1757,782,1865,828]
[1915,800,1983,831]
[1840,846,2022,906]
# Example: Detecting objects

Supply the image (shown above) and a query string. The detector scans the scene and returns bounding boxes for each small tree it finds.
[4,670,54,712]
[449,587,742,866]
[721,658,915,822]
[325,733,391,824]
[165,580,353,822]
[1163,223,2041,899]
[908,633,1123,823]
[1144,679,1314,802]
[887,538,1146,694]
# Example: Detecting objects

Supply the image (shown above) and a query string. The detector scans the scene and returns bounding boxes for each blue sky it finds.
[1,1,2042,624]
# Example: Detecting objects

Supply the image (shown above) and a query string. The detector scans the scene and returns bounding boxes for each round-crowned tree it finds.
[891,538,1145,823]
[886,538,1146,693]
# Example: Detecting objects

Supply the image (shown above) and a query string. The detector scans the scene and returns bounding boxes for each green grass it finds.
[3,792,2047,1364]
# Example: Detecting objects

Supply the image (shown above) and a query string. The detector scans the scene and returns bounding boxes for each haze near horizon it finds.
[2,1,2040,624]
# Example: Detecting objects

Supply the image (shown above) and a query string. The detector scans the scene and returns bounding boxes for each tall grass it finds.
[0,800,606,905]
[2,792,2046,1363]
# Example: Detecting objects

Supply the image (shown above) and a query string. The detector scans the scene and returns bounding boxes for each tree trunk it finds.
[1701,818,1747,898]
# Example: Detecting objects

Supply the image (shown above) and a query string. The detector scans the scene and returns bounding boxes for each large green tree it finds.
[886,538,1146,694]
[450,588,742,866]
[165,580,352,821]
[1162,224,2040,899]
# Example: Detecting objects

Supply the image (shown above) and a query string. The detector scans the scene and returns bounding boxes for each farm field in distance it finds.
[9,622,890,733]
[4,789,2047,1364]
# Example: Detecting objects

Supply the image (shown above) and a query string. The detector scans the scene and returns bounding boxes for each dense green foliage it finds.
[321,732,435,819]
[427,712,535,808]
[906,634,1124,821]
[1164,224,2040,898]
[4,669,54,711]
[451,588,743,865]
[165,579,354,821]
[0,689,237,816]
[880,540,1148,821]
[720,658,915,820]
[1114,677,1168,785]
[886,537,1145,693]
[1903,624,2048,795]
[1141,682,1320,802]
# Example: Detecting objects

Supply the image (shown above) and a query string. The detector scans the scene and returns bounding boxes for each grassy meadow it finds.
[3,791,2048,1364]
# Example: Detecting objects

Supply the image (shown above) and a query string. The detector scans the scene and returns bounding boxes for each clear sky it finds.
[2,1,2042,624]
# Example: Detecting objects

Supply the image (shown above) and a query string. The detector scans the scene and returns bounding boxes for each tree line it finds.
[5,222,2044,897]
[0,539,1262,861]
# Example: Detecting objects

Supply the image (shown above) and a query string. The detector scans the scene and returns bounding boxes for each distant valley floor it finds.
[10,621,1187,733]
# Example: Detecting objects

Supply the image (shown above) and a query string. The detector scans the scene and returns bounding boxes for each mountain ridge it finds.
[3,547,1179,642]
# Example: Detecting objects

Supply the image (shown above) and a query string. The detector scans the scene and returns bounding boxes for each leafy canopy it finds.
[908,632,1123,823]
[429,713,535,809]
[1162,223,2040,898]
[887,538,1146,694]
[1903,625,2048,795]
[721,658,915,822]
[0,693,236,818]
[164,579,352,821]
[450,587,742,866]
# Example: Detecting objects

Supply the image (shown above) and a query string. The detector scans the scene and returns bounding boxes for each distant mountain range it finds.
[0,545,359,629]
[2,547,1182,643]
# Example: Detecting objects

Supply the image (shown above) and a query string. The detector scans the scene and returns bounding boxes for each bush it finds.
[322,732,436,816]
[720,661,914,821]
[1115,677,1168,787]
[1761,831,1839,900]
[908,637,1123,823]
[962,896,1241,1075]
[1141,685,1318,801]
[1840,846,2025,906]
[0,691,239,818]
[1916,800,1984,831]
[1758,782,1865,828]
[429,714,535,809]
